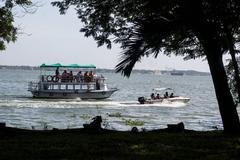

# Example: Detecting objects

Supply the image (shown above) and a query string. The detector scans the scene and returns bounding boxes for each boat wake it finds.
[120,101,187,107]
[0,97,188,108]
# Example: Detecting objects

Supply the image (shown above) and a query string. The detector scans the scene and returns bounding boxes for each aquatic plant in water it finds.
[102,118,111,129]
[108,112,122,117]
[80,114,92,120]
[123,118,144,126]
[70,114,77,118]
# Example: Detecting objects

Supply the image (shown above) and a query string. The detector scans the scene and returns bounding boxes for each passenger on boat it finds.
[93,71,97,79]
[54,67,60,82]
[96,79,100,90]
[69,71,74,82]
[170,93,174,98]
[156,94,161,99]
[151,93,155,99]
[164,92,169,98]
[55,67,59,77]
[84,71,91,82]
[41,75,45,82]
[89,71,94,82]
[76,71,84,82]
[61,70,68,82]
[84,71,88,81]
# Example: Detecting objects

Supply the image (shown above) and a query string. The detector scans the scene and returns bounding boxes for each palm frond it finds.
[115,36,146,77]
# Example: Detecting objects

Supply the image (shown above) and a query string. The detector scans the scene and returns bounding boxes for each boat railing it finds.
[39,74,105,83]
[28,74,108,92]
[28,82,39,91]
[34,81,107,91]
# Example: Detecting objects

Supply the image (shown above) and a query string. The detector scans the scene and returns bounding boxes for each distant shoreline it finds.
[0,65,210,76]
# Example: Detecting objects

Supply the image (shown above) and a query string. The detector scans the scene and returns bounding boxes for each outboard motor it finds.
[138,97,145,104]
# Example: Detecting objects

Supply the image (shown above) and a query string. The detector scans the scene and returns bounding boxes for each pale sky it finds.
[0,1,210,72]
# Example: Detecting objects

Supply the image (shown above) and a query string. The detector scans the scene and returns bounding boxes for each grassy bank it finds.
[0,127,240,160]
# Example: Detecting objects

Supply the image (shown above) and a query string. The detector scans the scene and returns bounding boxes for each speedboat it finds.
[138,88,190,104]
[28,63,118,99]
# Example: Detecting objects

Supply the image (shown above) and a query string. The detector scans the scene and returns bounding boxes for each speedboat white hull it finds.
[138,96,190,104]
[138,87,190,104]
[165,97,190,103]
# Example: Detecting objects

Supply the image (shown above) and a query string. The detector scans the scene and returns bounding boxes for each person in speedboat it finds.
[164,92,169,98]
[151,93,155,99]
[156,94,161,99]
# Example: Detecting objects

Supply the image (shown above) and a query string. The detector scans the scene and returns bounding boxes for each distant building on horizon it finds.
[153,70,162,75]
[170,71,184,76]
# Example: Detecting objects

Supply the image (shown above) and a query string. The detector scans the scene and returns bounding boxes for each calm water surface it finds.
[0,69,237,131]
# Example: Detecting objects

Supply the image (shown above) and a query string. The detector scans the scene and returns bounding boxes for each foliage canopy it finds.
[52,0,240,76]
[52,0,240,132]
[0,0,32,51]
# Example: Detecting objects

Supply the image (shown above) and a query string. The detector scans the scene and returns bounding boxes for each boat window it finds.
[75,85,81,90]
[60,85,66,90]
[53,85,59,90]
[68,85,74,90]
[81,85,88,90]
[88,84,95,90]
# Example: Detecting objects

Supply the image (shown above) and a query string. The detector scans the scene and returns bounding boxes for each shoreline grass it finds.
[1,125,240,159]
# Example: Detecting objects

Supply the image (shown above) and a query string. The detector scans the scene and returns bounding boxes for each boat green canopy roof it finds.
[40,63,96,68]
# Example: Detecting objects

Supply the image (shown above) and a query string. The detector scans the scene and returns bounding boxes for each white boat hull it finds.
[138,96,190,104]
[164,97,190,103]
[30,88,118,99]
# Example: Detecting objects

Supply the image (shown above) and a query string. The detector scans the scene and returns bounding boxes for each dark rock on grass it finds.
[83,116,103,133]
[167,122,185,133]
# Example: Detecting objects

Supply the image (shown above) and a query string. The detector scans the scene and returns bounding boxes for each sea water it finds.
[0,69,235,131]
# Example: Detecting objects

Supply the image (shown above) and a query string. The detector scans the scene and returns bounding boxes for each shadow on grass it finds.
[0,120,240,160]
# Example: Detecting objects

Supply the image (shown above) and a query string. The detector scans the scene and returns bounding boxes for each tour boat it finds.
[28,63,118,99]
[138,88,190,104]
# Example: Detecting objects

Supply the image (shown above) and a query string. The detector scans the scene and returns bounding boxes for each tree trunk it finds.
[203,41,240,133]
[229,49,240,103]
[225,28,240,103]
[185,0,240,133]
